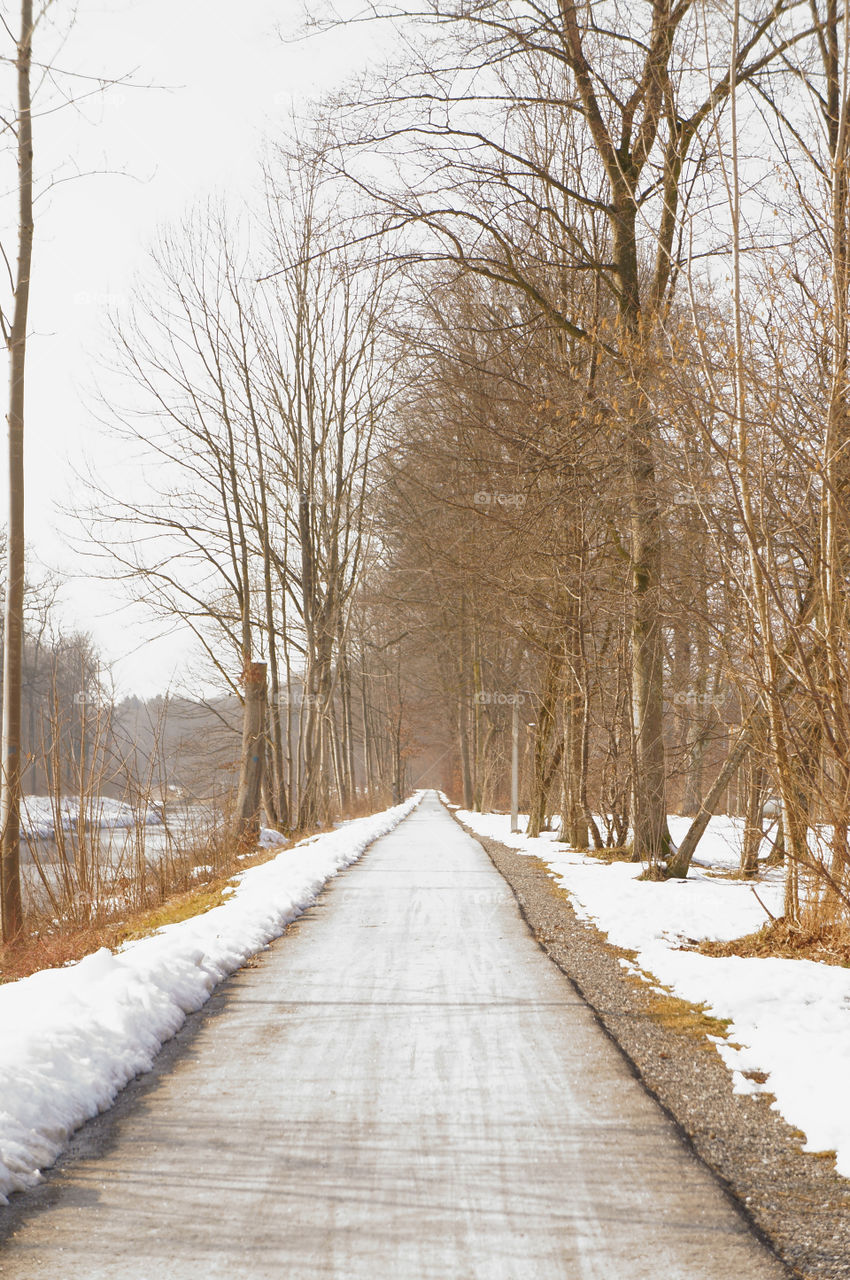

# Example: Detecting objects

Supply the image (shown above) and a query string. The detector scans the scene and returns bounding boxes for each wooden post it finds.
[510,699,519,832]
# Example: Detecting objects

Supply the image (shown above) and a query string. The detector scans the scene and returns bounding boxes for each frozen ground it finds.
[0,793,420,1203]
[457,807,850,1179]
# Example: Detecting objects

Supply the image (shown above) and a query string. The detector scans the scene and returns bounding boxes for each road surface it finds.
[0,791,787,1278]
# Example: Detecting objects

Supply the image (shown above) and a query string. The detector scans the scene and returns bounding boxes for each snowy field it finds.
[0,793,422,1204]
[456,807,850,1180]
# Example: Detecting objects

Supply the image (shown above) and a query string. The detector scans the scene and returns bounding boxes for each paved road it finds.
[0,792,786,1278]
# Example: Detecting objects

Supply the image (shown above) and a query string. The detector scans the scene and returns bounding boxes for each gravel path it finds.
[455,812,850,1280]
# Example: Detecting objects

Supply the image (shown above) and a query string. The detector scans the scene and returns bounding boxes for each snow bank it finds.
[458,808,850,1179]
[0,792,421,1203]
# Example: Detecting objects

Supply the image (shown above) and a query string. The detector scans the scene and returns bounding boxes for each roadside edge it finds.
[452,808,850,1280]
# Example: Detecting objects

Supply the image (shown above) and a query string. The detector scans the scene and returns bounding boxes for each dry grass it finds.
[698,917,850,966]
[608,941,734,1045]
[341,790,393,820]
[0,923,129,982]
[536,864,734,1048]
[0,866,250,984]
[0,837,290,984]
[585,845,635,864]
[700,866,775,882]
[119,881,235,939]
[637,864,668,881]
[643,989,733,1043]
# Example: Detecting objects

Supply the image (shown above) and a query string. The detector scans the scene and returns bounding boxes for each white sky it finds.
[0,0,378,697]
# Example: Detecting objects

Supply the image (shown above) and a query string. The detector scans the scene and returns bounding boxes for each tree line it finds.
[4,0,850,938]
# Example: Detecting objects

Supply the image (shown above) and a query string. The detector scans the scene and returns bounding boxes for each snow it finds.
[257,827,287,849]
[457,807,850,1178]
[0,792,422,1204]
[19,795,163,842]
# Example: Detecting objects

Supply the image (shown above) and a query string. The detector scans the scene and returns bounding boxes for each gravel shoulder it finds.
[456,815,850,1280]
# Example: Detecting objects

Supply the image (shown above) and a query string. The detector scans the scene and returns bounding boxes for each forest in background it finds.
[3,0,850,946]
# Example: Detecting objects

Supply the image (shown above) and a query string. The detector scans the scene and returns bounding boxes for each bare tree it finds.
[0,0,35,941]
[316,0,812,866]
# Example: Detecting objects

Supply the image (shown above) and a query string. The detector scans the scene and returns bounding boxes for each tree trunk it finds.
[459,694,473,809]
[527,650,562,838]
[667,714,761,877]
[472,630,483,811]
[681,728,708,818]
[360,653,375,801]
[298,630,334,829]
[1,0,34,943]
[819,0,850,907]
[765,810,785,866]
[338,643,356,805]
[233,662,267,846]
[680,630,714,816]
[579,675,603,850]
[561,582,589,847]
[628,420,671,864]
[740,761,765,877]
[563,681,587,846]
[263,614,287,831]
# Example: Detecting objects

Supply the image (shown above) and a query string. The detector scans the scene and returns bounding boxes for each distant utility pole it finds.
[511,699,519,833]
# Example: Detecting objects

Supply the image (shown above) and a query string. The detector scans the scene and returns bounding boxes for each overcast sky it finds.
[0,0,378,697]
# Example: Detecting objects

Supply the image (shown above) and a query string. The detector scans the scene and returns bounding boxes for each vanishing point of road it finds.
[0,791,787,1279]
